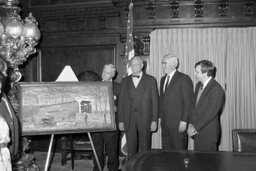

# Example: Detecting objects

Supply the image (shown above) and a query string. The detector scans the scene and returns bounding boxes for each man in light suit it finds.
[188,60,225,151]
[160,54,194,150]
[118,56,158,158]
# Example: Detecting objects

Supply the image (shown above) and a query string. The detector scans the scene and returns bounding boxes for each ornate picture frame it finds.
[18,82,116,135]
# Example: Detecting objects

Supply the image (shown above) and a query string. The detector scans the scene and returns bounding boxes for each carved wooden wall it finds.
[41,45,115,81]
[19,0,256,82]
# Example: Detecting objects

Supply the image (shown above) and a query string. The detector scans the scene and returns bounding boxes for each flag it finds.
[120,2,134,156]
[125,2,134,76]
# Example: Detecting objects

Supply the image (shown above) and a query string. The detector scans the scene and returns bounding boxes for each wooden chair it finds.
[60,134,93,169]
[232,129,256,152]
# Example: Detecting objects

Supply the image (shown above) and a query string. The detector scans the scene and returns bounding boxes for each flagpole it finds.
[121,1,135,157]
[125,1,134,76]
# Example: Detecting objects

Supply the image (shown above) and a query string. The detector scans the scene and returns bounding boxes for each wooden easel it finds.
[44,132,102,171]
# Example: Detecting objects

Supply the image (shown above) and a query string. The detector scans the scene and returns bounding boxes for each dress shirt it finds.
[201,77,212,90]
[132,72,143,88]
[163,70,176,92]
[196,77,212,105]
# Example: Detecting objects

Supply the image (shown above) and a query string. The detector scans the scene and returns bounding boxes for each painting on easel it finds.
[18,82,116,135]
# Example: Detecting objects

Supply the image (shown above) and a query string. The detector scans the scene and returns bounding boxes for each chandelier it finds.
[0,0,41,82]
[0,1,41,170]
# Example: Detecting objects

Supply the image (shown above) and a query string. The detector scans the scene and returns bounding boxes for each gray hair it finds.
[130,56,143,64]
[163,54,179,69]
[103,64,116,74]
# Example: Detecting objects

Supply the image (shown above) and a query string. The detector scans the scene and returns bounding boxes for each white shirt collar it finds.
[103,79,112,82]
[133,72,143,77]
[202,77,212,89]
[167,69,176,78]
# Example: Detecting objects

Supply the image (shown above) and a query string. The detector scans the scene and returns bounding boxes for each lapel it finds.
[127,75,134,89]
[129,73,145,89]
[136,73,145,89]
[197,78,215,106]
[195,82,202,97]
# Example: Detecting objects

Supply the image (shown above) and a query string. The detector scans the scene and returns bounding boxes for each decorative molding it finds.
[134,36,144,56]
[99,17,107,29]
[123,6,129,21]
[244,0,254,16]
[146,0,156,19]
[21,0,256,35]
[141,36,150,55]
[194,0,204,17]
[219,0,229,17]
[25,6,119,18]
[29,0,112,8]
[169,0,179,18]
[112,0,129,21]
[119,33,151,56]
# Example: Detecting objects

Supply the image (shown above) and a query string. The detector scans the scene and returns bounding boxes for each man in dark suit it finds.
[118,56,158,158]
[160,54,194,150]
[92,64,121,171]
[188,60,225,151]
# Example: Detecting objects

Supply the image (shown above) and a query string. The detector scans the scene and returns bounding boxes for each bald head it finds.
[130,56,144,75]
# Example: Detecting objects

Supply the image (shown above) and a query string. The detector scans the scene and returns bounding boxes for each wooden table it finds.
[124,150,256,171]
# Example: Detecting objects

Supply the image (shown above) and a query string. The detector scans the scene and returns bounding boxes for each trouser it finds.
[92,131,119,171]
[161,123,188,150]
[126,113,151,157]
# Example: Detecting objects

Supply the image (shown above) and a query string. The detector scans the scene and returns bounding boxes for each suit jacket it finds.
[192,78,225,143]
[118,73,158,132]
[0,93,19,156]
[159,71,194,129]
[112,81,120,125]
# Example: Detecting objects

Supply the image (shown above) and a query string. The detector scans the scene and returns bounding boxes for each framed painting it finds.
[18,82,116,135]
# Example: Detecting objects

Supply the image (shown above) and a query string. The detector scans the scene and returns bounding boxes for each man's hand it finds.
[118,122,124,131]
[187,124,197,137]
[151,121,157,132]
[158,118,161,127]
[179,121,187,133]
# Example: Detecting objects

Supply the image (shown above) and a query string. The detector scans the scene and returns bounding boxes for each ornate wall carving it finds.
[19,0,256,81]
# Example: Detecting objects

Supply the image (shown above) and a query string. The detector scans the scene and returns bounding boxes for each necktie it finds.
[196,84,204,105]
[132,75,140,78]
[164,76,170,93]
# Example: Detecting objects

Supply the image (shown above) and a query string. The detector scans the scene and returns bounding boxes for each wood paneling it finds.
[41,45,115,81]
[19,0,256,81]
